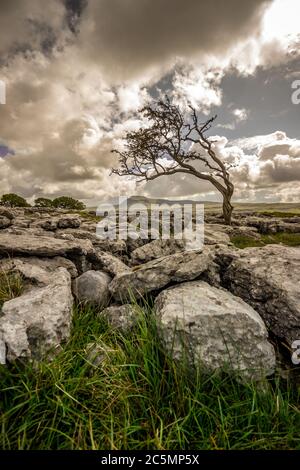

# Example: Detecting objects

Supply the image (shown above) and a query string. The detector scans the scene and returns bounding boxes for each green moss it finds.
[231,232,300,249]
[79,211,103,222]
[230,236,264,249]
[261,232,300,246]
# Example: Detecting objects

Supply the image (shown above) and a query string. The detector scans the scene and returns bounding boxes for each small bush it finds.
[52,196,86,210]
[0,193,30,208]
[34,198,53,208]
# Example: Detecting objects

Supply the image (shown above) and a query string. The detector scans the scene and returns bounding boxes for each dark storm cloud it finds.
[80,0,272,78]
[0,0,66,56]
[65,0,88,33]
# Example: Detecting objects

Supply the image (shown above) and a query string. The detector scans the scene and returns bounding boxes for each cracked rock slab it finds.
[109,248,214,301]
[223,245,300,346]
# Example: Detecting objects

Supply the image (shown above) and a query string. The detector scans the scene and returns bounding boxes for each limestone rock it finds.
[0,216,12,229]
[223,245,300,346]
[110,248,214,301]
[57,217,81,229]
[0,233,94,259]
[100,304,139,332]
[130,239,186,265]
[154,281,275,381]
[73,270,111,308]
[0,256,78,281]
[92,250,131,277]
[204,225,231,245]
[0,208,14,220]
[40,219,58,231]
[0,268,73,362]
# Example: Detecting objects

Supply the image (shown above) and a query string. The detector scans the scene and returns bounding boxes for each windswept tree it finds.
[112,97,235,225]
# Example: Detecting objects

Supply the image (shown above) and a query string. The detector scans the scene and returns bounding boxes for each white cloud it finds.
[172,66,223,113]
[233,108,249,122]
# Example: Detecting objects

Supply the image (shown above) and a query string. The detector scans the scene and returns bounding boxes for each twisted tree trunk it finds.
[222,194,233,225]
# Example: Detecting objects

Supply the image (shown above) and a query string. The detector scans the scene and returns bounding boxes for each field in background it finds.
[88,197,300,215]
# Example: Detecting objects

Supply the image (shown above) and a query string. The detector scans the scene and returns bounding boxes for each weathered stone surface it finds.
[109,248,214,301]
[0,208,14,220]
[0,256,78,281]
[92,250,130,276]
[73,270,111,307]
[56,229,98,242]
[276,222,300,233]
[0,268,73,362]
[93,238,127,256]
[204,225,231,245]
[223,245,300,345]
[0,216,13,229]
[154,281,275,380]
[54,233,76,242]
[100,304,139,332]
[40,219,58,231]
[130,239,186,265]
[0,233,94,258]
[0,259,51,286]
[57,217,81,229]
[239,216,300,235]
[210,223,260,240]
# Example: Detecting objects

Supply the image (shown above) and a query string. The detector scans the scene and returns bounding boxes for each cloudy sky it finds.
[0,0,299,205]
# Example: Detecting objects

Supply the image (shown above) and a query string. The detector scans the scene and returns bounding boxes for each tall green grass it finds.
[1,303,300,450]
[0,270,24,309]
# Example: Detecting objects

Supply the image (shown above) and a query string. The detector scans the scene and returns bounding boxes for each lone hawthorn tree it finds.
[112,97,235,225]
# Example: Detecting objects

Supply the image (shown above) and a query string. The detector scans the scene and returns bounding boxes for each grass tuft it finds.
[1,302,300,450]
[0,270,24,309]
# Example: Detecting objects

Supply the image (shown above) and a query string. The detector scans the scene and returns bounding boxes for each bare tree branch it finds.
[111,96,235,224]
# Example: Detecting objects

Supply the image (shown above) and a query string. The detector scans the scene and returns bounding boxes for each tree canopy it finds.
[112,97,235,224]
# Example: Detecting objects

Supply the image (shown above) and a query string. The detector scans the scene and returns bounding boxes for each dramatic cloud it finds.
[0,0,67,57]
[142,132,300,202]
[0,0,299,204]
[78,0,271,81]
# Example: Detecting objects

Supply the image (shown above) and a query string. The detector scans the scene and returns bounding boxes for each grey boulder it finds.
[130,239,186,265]
[92,250,131,277]
[223,245,300,346]
[73,270,111,308]
[100,304,139,332]
[154,281,276,381]
[0,268,73,362]
[110,248,214,301]
[0,216,12,229]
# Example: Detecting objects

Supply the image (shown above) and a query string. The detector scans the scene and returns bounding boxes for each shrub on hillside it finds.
[52,196,85,210]
[0,193,30,207]
[34,197,54,208]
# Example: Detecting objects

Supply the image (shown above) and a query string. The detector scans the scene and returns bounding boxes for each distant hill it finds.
[106,195,218,207]
[88,196,300,214]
